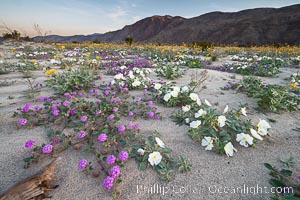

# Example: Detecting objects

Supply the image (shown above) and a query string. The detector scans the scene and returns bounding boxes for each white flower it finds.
[217,115,226,127]
[163,93,171,102]
[196,98,202,106]
[189,93,199,101]
[241,107,247,116]
[195,109,206,118]
[185,118,190,123]
[148,151,162,166]
[204,99,212,107]
[172,86,180,93]
[189,120,201,129]
[170,90,179,97]
[155,137,166,148]
[181,86,189,93]
[132,80,141,87]
[257,119,271,136]
[236,133,253,147]
[223,105,229,114]
[201,137,214,150]
[120,65,127,70]
[154,83,162,90]
[114,73,124,80]
[182,105,191,112]
[250,128,263,140]
[224,142,237,157]
[137,148,145,155]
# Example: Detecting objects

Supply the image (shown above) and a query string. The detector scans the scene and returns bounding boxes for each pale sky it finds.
[0,0,299,36]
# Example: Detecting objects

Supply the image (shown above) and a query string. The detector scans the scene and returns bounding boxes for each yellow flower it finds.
[12,48,16,51]
[45,69,57,76]
[290,83,297,88]
[31,59,36,63]
[61,45,65,49]
[96,56,100,59]
[53,55,57,59]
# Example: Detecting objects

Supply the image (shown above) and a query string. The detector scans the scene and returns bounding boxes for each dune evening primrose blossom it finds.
[201,137,214,150]
[137,148,145,155]
[195,109,206,118]
[98,133,107,142]
[189,93,199,101]
[109,165,121,179]
[18,118,28,126]
[257,119,271,136]
[190,120,201,129]
[163,93,171,102]
[42,144,53,154]
[250,128,263,140]
[78,159,88,170]
[106,155,116,164]
[117,125,126,132]
[155,137,165,148]
[118,151,128,161]
[77,130,86,139]
[204,99,212,107]
[103,176,114,189]
[148,151,162,166]
[182,105,191,112]
[241,107,247,116]
[217,115,227,127]
[25,139,35,149]
[224,142,237,157]
[81,115,88,122]
[223,105,229,114]
[236,133,253,147]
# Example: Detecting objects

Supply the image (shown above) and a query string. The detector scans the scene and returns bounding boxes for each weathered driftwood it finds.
[0,157,61,200]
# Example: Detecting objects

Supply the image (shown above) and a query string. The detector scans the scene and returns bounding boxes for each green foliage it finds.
[155,63,186,79]
[125,37,133,46]
[46,67,95,94]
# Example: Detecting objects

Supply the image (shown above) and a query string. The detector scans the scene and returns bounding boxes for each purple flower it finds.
[18,118,27,126]
[98,133,107,142]
[128,121,134,129]
[81,115,88,122]
[155,114,161,120]
[143,88,148,93]
[33,105,41,111]
[147,101,153,105]
[42,144,53,154]
[95,110,102,115]
[72,91,77,95]
[102,176,114,189]
[78,159,88,170]
[69,109,75,115]
[52,105,58,111]
[95,99,101,103]
[117,125,126,132]
[77,130,86,139]
[24,139,35,148]
[128,111,134,116]
[52,109,59,116]
[78,92,83,97]
[108,114,114,120]
[22,103,31,112]
[147,111,154,118]
[63,100,71,107]
[109,165,121,179]
[118,151,128,161]
[135,97,142,102]
[134,123,140,130]
[295,174,300,180]
[113,107,118,112]
[106,155,116,164]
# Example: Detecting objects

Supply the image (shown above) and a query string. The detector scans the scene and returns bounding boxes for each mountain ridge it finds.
[33,4,300,45]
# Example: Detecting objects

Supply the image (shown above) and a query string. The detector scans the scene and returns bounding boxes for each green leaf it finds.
[269,179,285,188]
[280,169,293,176]
[139,162,148,170]
[264,163,274,170]
[23,156,32,163]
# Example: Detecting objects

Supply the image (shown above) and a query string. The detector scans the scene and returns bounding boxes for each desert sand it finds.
[0,41,299,200]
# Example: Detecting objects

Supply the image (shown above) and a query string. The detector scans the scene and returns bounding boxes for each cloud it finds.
[108,6,128,21]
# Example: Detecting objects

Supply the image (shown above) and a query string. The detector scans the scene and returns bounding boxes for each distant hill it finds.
[33,4,300,45]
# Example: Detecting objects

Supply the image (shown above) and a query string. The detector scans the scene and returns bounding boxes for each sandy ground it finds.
[0,42,299,200]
